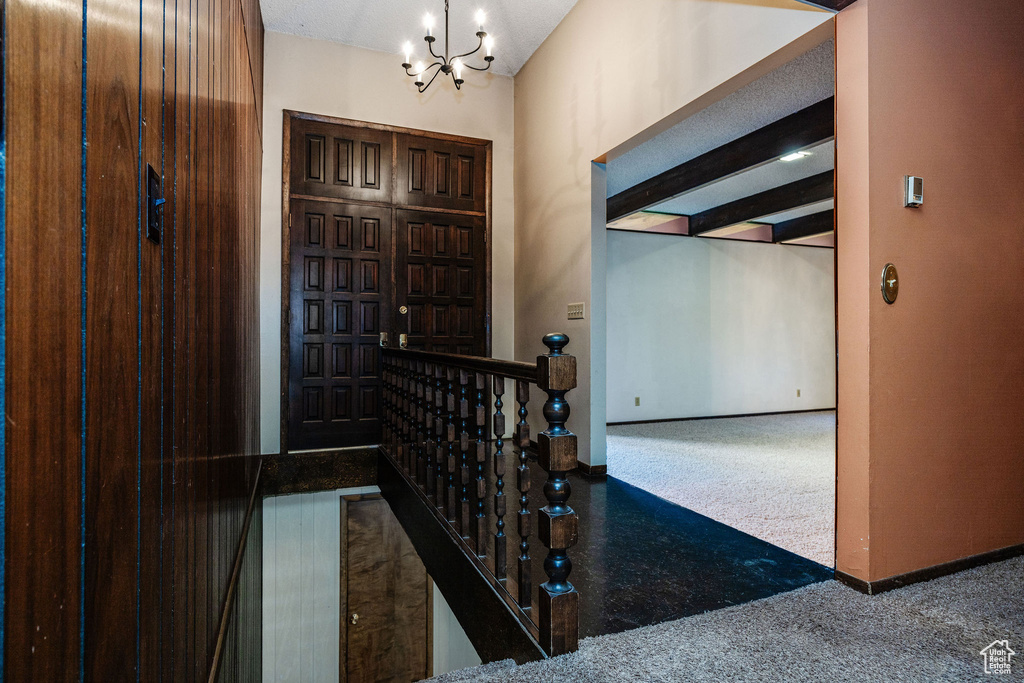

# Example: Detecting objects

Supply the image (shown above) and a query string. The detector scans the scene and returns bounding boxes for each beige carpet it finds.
[431,555,1024,682]
[606,412,836,566]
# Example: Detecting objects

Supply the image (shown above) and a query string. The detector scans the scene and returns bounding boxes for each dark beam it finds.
[772,210,835,243]
[797,0,858,10]
[690,171,834,237]
[607,97,834,222]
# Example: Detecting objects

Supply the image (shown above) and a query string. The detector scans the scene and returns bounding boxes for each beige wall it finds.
[259,32,515,454]
[513,0,833,464]
[837,0,1024,582]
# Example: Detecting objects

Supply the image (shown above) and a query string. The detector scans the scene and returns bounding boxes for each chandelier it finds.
[402,1,495,93]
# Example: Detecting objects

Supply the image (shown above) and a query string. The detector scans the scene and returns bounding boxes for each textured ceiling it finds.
[607,39,836,207]
[260,0,579,76]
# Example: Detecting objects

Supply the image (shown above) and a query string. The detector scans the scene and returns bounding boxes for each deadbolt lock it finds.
[399,306,409,315]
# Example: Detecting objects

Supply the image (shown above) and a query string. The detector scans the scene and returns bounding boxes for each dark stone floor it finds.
[562,472,834,638]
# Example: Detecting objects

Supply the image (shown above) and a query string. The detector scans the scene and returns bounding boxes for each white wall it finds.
[260,32,516,454]
[432,585,482,675]
[513,0,834,465]
[606,232,835,423]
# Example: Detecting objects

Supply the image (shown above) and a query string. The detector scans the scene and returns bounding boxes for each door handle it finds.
[399,334,408,349]
[350,613,359,625]
[379,332,389,348]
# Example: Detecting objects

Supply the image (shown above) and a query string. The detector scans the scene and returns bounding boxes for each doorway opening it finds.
[599,28,838,569]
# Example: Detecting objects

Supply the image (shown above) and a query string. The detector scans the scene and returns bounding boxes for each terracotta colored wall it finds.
[836,0,1024,582]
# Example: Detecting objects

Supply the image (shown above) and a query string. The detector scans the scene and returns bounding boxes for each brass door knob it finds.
[399,305,409,315]
[350,613,359,625]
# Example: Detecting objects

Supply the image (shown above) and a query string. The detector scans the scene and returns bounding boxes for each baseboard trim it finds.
[835,542,1024,596]
[607,407,835,427]
[207,458,263,683]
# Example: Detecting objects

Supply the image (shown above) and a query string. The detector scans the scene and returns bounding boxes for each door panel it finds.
[290,119,394,204]
[396,210,487,355]
[288,200,391,449]
[396,134,486,214]
[345,497,430,683]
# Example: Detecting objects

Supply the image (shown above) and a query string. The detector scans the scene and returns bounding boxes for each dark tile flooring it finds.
[563,471,833,638]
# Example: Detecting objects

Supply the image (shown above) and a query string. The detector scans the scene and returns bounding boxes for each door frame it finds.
[281,110,494,454]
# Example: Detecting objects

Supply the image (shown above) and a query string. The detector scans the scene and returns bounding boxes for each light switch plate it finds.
[567,302,586,320]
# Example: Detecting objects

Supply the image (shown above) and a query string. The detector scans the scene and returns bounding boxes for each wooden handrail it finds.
[380,334,579,657]
[381,346,539,384]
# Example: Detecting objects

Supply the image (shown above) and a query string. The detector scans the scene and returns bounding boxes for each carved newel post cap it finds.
[543,333,569,356]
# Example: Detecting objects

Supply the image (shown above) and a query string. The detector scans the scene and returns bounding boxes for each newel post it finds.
[537,333,579,656]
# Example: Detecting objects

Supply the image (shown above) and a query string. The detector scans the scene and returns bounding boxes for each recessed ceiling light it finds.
[780,151,812,162]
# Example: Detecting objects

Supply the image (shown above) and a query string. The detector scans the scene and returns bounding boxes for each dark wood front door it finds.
[344,496,430,683]
[396,210,487,355]
[285,113,491,451]
[288,199,391,449]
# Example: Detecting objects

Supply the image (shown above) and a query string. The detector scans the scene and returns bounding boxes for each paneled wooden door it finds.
[396,210,487,354]
[285,113,491,452]
[288,199,391,449]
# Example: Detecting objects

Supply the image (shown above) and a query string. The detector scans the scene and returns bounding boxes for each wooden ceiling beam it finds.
[795,0,858,10]
[690,170,834,237]
[607,97,835,222]
[772,209,835,243]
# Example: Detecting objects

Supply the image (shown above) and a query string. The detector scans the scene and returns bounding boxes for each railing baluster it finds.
[416,360,427,486]
[445,366,458,523]
[492,375,507,580]
[515,379,531,610]
[424,362,436,502]
[459,369,471,537]
[397,358,407,470]
[434,364,445,507]
[537,333,579,656]
[473,371,488,556]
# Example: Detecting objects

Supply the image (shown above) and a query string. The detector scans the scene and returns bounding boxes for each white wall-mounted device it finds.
[904,175,924,207]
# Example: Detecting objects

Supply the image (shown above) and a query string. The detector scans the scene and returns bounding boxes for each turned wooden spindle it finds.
[492,375,507,579]
[424,362,436,501]
[434,363,446,507]
[458,369,471,537]
[416,360,428,486]
[537,333,579,656]
[515,379,531,609]
[445,366,458,523]
[396,358,407,469]
[472,371,488,556]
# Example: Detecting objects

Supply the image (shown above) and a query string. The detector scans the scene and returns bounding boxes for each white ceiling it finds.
[260,0,579,77]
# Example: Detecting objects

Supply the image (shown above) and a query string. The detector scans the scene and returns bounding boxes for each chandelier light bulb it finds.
[423,13,435,36]
[475,9,486,31]
[484,35,494,57]
[414,61,426,76]
[403,41,413,65]
[453,58,464,81]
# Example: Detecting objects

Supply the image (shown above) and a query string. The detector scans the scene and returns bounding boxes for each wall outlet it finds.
[567,302,586,320]
[635,396,640,406]
[797,389,801,397]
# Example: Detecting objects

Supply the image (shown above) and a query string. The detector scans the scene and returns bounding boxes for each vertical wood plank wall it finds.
[4,0,265,677]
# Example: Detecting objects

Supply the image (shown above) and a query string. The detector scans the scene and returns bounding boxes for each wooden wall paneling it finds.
[83,0,142,676]
[5,0,85,678]
[141,0,165,676]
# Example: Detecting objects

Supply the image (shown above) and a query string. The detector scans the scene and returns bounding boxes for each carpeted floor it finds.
[431,555,1024,682]
[607,411,836,566]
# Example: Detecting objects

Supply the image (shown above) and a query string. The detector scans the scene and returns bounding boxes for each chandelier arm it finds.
[451,35,484,62]
[406,60,444,77]
[419,63,446,92]
[463,61,492,72]
[425,38,444,62]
